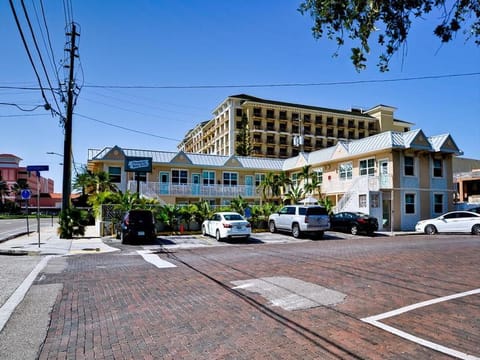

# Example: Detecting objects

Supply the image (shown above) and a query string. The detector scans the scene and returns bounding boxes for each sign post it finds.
[21,189,31,234]
[124,157,152,197]
[26,165,49,248]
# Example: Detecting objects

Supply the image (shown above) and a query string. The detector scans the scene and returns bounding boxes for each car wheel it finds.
[472,224,480,235]
[425,224,437,235]
[292,223,301,238]
[269,221,276,233]
[202,225,207,236]
[216,230,222,242]
[350,225,358,235]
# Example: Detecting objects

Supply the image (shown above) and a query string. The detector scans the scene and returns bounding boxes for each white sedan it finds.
[415,211,480,235]
[202,212,251,241]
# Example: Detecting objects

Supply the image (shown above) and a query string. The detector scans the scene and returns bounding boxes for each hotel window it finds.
[279,111,287,120]
[337,118,344,127]
[223,172,238,186]
[338,129,345,138]
[108,167,121,183]
[303,114,311,122]
[292,125,299,133]
[236,109,242,117]
[405,193,415,214]
[267,135,274,143]
[266,109,275,119]
[433,159,443,177]
[359,194,367,208]
[253,120,262,129]
[404,156,415,176]
[255,173,265,186]
[253,108,262,117]
[292,112,299,121]
[315,115,322,124]
[326,128,334,137]
[359,158,375,176]
[348,119,355,128]
[291,173,299,187]
[202,171,215,185]
[339,162,353,180]
[172,169,188,185]
[313,168,323,184]
[266,122,275,131]
[434,194,443,213]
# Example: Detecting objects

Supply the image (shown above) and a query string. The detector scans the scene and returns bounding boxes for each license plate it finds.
[137,231,145,236]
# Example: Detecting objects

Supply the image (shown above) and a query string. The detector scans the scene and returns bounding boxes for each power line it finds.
[83,72,480,89]
[9,0,50,108]
[74,113,181,142]
[19,0,63,117]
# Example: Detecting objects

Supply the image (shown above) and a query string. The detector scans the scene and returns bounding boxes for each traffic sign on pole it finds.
[20,189,31,200]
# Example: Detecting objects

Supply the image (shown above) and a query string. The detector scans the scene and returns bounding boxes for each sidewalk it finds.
[0,225,119,256]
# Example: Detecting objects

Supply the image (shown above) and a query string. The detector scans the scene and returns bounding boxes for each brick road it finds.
[36,234,480,359]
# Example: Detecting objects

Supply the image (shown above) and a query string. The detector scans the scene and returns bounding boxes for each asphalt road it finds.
[1,233,479,359]
[0,218,57,241]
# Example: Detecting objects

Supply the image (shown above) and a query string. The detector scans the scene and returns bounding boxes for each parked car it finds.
[119,209,157,244]
[415,211,480,235]
[202,212,251,241]
[330,212,378,236]
[466,206,480,214]
[268,205,330,239]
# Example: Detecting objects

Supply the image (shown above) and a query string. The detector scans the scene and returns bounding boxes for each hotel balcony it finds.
[128,181,260,199]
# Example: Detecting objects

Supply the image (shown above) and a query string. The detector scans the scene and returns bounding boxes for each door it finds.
[159,172,169,194]
[245,175,253,196]
[192,174,200,195]
[379,160,389,188]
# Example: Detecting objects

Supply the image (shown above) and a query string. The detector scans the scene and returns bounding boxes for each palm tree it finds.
[0,176,10,208]
[73,166,96,196]
[94,171,118,193]
[284,185,304,205]
[257,172,276,202]
[230,195,248,215]
[299,165,312,194]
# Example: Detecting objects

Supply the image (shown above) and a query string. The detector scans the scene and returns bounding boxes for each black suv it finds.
[119,209,156,244]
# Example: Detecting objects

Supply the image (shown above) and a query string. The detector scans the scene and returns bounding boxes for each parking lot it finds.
[24,232,478,359]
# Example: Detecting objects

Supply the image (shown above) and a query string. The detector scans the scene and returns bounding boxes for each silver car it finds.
[268,205,330,239]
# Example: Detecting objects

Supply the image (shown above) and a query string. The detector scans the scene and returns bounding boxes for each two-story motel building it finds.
[87,129,461,231]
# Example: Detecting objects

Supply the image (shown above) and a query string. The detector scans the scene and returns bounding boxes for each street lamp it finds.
[46,151,63,157]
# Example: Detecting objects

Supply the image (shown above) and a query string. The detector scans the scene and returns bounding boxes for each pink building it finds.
[0,153,56,208]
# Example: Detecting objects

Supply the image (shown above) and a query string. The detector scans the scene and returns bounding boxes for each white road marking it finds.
[362,288,480,360]
[0,255,54,333]
[137,250,176,269]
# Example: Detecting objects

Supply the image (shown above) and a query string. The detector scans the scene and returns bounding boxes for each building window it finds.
[134,172,147,182]
[371,193,379,208]
[303,114,311,122]
[236,108,243,117]
[172,169,188,185]
[253,108,262,117]
[223,172,238,186]
[292,112,299,121]
[404,156,415,176]
[108,167,121,183]
[339,162,353,180]
[267,135,274,143]
[326,117,333,126]
[266,109,275,119]
[337,118,344,127]
[315,115,322,124]
[359,158,375,176]
[434,194,443,213]
[266,122,275,131]
[279,123,287,132]
[348,119,355,128]
[292,125,299,133]
[279,111,287,120]
[433,159,443,177]
[405,193,415,214]
[338,129,345,138]
[291,173,299,187]
[266,147,275,155]
[202,171,215,186]
[359,194,367,208]
[326,128,334,137]
[313,168,323,184]
[255,173,265,187]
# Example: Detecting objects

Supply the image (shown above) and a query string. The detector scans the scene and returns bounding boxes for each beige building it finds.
[178,94,413,158]
[88,129,461,231]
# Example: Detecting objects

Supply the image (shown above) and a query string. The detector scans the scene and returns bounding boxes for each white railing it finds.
[127,181,259,198]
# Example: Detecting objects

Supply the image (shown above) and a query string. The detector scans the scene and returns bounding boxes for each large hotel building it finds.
[178,94,413,158]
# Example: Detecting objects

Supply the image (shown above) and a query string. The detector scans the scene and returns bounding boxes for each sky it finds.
[1,0,479,192]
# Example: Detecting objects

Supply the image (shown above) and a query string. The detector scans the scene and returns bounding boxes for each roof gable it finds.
[224,156,244,168]
[170,151,192,164]
[429,134,461,154]
[331,142,349,159]
[103,146,125,160]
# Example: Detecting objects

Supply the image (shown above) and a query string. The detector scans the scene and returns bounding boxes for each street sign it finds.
[26,165,49,172]
[20,189,31,200]
[124,157,152,173]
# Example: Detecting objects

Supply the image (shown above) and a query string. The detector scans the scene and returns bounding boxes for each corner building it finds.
[178,94,413,158]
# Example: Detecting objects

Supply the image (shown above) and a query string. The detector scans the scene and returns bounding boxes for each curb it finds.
[0,232,31,244]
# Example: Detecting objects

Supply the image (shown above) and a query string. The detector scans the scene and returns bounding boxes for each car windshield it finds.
[224,214,244,221]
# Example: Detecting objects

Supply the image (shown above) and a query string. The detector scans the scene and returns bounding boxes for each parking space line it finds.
[362,288,480,360]
[137,250,176,269]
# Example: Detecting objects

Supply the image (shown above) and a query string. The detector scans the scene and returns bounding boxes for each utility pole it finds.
[61,23,78,216]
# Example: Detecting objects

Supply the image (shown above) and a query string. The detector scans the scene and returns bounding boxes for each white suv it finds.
[268,205,330,239]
